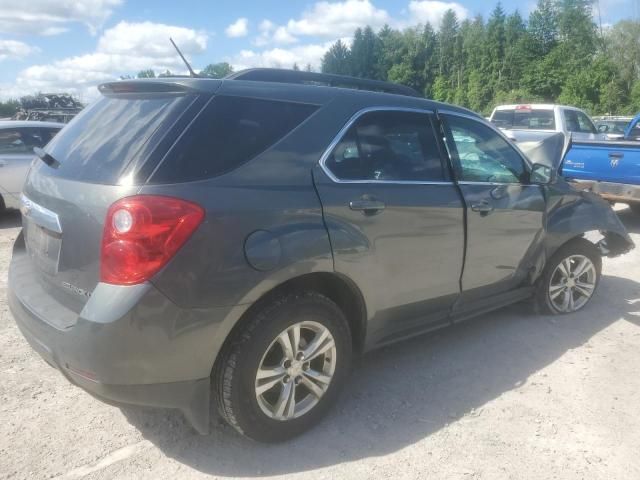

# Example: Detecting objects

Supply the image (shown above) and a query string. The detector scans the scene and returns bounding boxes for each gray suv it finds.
[8,69,634,442]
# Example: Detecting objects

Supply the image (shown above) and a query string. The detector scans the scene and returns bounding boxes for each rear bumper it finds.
[8,246,248,434]
[569,179,640,204]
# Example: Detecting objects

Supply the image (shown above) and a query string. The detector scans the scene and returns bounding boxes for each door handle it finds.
[470,200,494,215]
[349,199,386,215]
[608,152,624,158]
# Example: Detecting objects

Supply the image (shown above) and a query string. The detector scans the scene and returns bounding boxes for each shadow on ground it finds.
[616,205,640,234]
[122,271,640,477]
[0,209,21,230]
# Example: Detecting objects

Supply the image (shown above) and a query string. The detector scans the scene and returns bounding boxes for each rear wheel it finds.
[535,238,601,315]
[214,292,352,442]
[629,203,640,216]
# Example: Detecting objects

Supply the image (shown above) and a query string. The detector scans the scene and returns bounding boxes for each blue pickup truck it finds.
[510,129,640,215]
[562,139,640,214]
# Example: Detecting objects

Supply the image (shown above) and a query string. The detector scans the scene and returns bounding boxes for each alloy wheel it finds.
[548,254,597,313]
[255,321,337,421]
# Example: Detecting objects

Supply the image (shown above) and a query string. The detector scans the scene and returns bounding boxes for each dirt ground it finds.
[1,206,639,480]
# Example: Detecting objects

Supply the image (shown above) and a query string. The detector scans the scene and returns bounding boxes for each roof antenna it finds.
[169,37,199,77]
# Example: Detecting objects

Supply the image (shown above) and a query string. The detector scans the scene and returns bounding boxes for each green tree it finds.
[350,26,383,79]
[0,99,19,118]
[200,62,233,78]
[137,69,156,78]
[321,39,351,75]
[529,0,558,55]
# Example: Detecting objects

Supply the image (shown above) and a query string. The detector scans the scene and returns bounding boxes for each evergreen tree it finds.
[321,39,351,75]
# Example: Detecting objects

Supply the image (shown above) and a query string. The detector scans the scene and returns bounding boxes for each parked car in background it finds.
[490,104,604,142]
[0,121,63,212]
[593,116,632,140]
[8,70,633,443]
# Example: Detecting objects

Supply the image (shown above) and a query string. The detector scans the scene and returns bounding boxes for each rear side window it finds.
[151,96,318,183]
[492,109,556,130]
[324,110,445,182]
[564,110,596,134]
[34,94,193,184]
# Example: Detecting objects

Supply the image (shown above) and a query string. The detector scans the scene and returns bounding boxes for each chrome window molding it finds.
[318,106,454,186]
[457,181,542,187]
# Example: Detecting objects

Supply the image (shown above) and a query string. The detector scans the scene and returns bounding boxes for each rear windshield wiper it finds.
[33,147,60,169]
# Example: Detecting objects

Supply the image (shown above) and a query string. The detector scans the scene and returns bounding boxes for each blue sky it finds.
[0,0,634,101]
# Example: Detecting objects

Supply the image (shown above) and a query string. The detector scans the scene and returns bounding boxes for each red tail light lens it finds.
[101,195,205,285]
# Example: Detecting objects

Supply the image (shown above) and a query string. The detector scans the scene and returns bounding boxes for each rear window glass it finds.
[151,95,318,183]
[33,94,193,184]
[491,109,556,130]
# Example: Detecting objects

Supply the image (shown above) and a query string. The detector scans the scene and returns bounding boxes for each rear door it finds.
[440,112,546,306]
[313,108,465,344]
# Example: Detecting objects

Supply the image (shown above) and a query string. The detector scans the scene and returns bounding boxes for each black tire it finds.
[629,203,640,216]
[214,291,352,442]
[535,237,602,315]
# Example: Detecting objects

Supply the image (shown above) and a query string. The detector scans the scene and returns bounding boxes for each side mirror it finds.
[530,163,556,185]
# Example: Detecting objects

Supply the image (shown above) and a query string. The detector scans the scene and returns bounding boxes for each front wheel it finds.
[629,203,640,216]
[214,292,352,442]
[535,238,602,315]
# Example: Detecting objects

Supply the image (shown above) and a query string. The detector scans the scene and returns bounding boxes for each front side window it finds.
[444,115,526,183]
[324,110,445,181]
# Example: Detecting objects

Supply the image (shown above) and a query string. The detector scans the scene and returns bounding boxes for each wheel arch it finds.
[212,272,368,373]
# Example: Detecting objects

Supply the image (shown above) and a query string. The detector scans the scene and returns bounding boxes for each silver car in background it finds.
[0,121,63,212]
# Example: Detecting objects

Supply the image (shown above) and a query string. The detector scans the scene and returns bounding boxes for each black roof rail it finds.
[225,68,420,98]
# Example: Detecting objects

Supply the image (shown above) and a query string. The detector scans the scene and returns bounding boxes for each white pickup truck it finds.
[489,104,606,142]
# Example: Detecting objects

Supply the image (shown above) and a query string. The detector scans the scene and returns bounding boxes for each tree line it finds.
[321,0,640,116]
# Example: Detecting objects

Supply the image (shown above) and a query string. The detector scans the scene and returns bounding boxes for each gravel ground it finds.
[1,207,639,480]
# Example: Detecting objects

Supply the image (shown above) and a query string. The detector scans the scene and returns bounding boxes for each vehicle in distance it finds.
[562,137,640,215]
[593,116,633,140]
[490,104,604,142]
[0,121,63,212]
[8,70,634,443]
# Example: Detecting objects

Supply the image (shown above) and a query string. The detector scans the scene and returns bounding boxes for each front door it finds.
[313,108,465,345]
[440,112,546,305]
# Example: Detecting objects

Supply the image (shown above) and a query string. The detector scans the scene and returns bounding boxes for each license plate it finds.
[25,219,61,275]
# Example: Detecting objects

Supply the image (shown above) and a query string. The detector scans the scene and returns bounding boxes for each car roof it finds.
[98,74,478,119]
[0,120,65,129]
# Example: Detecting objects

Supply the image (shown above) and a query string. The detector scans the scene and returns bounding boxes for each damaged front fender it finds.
[545,186,634,258]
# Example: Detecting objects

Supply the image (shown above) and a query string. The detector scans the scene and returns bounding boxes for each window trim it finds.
[438,109,533,186]
[318,106,454,185]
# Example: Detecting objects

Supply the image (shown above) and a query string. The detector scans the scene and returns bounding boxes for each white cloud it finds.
[0,40,38,61]
[225,17,249,38]
[408,1,470,27]
[230,41,339,71]
[255,0,390,45]
[3,21,207,100]
[0,0,123,36]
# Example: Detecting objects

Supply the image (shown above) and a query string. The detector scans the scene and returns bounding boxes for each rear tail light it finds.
[101,195,205,285]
